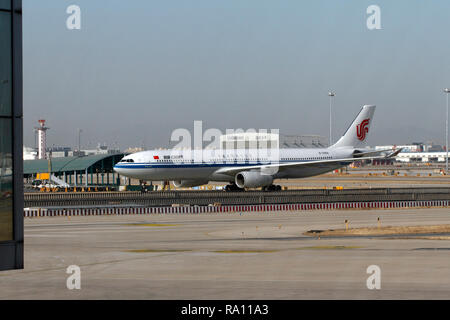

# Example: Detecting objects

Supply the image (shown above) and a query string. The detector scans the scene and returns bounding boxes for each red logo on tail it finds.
[356,119,370,141]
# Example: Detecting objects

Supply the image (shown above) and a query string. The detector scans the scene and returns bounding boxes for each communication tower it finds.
[35,119,49,159]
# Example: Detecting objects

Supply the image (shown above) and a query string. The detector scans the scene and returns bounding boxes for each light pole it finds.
[328,91,335,146]
[444,88,450,174]
[78,128,82,154]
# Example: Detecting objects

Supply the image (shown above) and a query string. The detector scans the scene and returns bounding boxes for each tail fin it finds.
[330,105,376,148]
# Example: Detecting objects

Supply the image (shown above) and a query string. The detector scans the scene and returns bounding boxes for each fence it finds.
[24,200,450,217]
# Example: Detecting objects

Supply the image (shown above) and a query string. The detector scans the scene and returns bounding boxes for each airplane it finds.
[114,105,401,191]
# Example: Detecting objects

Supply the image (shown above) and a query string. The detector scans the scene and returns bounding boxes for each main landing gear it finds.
[262,184,282,192]
[224,183,244,192]
[224,184,282,192]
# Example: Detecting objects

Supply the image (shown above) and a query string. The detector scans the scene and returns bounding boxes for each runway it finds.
[1,208,450,299]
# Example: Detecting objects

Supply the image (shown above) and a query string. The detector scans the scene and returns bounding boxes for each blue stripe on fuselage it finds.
[113,160,337,169]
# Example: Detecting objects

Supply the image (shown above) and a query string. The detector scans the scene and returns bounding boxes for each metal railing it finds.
[24,187,450,208]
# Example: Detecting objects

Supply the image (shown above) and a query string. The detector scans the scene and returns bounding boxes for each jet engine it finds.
[172,180,209,188]
[235,171,273,188]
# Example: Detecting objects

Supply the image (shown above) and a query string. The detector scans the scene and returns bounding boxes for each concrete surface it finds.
[1,208,450,299]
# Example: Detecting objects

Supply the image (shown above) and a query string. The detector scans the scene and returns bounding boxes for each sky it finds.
[23,0,450,150]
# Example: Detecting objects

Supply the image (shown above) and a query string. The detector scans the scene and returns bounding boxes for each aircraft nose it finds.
[113,165,122,174]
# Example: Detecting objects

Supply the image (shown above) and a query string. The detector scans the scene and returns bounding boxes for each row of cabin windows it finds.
[156,159,194,163]
[155,159,271,163]
[153,156,332,163]
[282,156,332,161]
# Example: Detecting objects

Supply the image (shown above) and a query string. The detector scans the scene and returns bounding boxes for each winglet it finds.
[386,148,403,158]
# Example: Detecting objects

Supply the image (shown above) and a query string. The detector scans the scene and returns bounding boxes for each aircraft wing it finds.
[214,149,402,177]
[353,148,403,158]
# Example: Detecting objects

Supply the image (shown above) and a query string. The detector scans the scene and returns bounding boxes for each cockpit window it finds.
[121,159,134,163]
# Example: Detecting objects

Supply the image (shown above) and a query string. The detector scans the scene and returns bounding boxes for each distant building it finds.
[220,132,279,150]
[280,135,327,148]
[428,144,444,152]
[124,147,144,154]
[48,146,71,158]
[375,144,421,153]
[24,144,122,159]
[23,147,37,160]
[79,144,121,156]
[395,152,448,163]
[374,142,446,159]
[219,133,327,150]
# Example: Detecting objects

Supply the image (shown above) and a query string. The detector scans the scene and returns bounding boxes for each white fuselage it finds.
[113,147,354,182]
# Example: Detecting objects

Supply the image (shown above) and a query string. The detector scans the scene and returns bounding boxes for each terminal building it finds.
[375,143,448,163]
[394,152,448,163]
[23,153,126,187]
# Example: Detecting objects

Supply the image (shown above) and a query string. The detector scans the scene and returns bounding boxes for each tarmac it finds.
[1,207,450,299]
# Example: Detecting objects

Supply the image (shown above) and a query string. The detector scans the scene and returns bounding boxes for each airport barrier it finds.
[24,187,450,208]
[23,200,450,217]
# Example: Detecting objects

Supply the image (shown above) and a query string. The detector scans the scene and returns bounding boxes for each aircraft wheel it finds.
[263,184,282,192]
[225,184,243,192]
